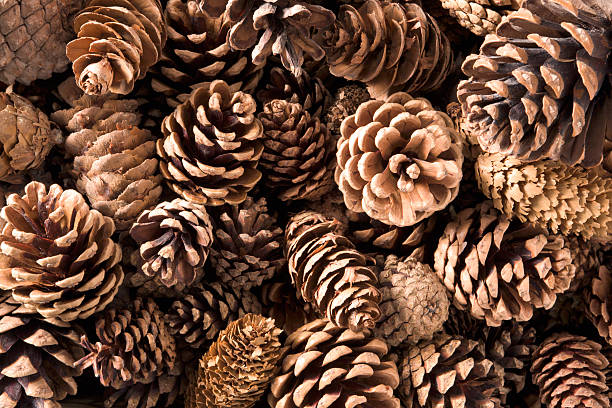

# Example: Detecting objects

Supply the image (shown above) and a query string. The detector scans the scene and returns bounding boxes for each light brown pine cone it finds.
[441,0,522,35]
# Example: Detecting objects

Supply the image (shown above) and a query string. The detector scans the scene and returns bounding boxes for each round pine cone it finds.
[260,282,318,334]
[441,0,521,35]
[586,264,612,345]
[269,318,400,408]
[157,80,264,206]
[335,93,463,227]
[375,255,449,347]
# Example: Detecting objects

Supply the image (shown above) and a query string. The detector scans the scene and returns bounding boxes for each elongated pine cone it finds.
[191,314,285,408]
[586,264,612,345]
[531,333,609,408]
[434,201,575,326]
[441,0,522,35]
[319,0,453,98]
[0,182,123,324]
[375,255,449,347]
[67,0,166,95]
[458,0,612,167]
[52,95,163,231]
[335,93,463,227]
[157,80,264,206]
[269,318,400,408]
[285,211,381,331]
[210,197,284,290]
[129,198,214,290]
[260,282,318,334]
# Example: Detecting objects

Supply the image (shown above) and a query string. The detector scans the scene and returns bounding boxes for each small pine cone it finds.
[269,318,400,408]
[258,100,335,201]
[260,282,318,334]
[0,91,62,183]
[567,236,602,291]
[476,153,612,243]
[434,201,575,326]
[67,0,166,95]
[586,264,612,345]
[52,94,163,231]
[192,314,285,408]
[375,255,449,347]
[440,0,521,35]
[325,84,371,137]
[157,80,264,206]
[285,210,381,331]
[129,198,213,290]
[458,0,612,167]
[398,334,504,408]
[421,0,475,43]
[0,182,123,324]
[209,197,284,290]
[532,333,609,408]
[335,93,463,227]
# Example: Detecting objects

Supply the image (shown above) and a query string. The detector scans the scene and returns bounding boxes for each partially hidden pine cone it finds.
[441,0,522,35]
[586,263,612,345]
[260,282,318,334]
[325,84,371,137]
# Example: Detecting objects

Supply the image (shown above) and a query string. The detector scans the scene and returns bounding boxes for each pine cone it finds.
[375,255,449,347]
[157,80,264,206]
[260,282,318,334]
[258,100,335,201]
[52,94,163,231]
[531,333,609,408]
[66,0,166,95]
[476,152,612,243]
[209,196,284,290]
[325,84,371,138]
[567,236,602,291]
[434,201,575,326]
[269,318,400,408]
[441,0,521,35]
[0,182,123,324]
[335,93,463,227]
[586,264,612,345]
[191,313,285,408]
[421,0,476,43]
[458,0,612,167]
[398,333,504,408]
[0,91,62,183]
[285,210,381,331]
[319,0,453,98]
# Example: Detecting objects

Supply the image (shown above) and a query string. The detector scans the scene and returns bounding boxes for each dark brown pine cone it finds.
[325,84,371,137]
[586,263,612,345]
[260,282,318,334]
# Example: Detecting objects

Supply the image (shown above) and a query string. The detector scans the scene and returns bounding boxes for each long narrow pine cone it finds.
[66,0,167,95]
[531,333,609,408]
[0,182,124,324]
[285,211,381,331]
[269,318,400,408]
[476,152,612,243]
[434,200,575,326]
[441,0,522,36]
[458,0,612,167]
[586,263,612,345]
[157,80,264,206]
[335,93,463,227]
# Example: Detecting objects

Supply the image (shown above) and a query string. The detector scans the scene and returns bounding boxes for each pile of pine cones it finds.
[0,0,610,407]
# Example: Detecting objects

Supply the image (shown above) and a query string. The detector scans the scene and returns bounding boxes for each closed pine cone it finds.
[335,93,463,227]
[157,80,264,206]
[586,263,612,345]
[260,282,318,334]
[0,182,123,324]
[441,0,522,35]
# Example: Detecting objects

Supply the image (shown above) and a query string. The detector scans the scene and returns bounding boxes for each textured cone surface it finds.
[325,84,371,138]
[0,91,62,183]
[476,152,612,243]
[130,198,213,290]
[586,263,612,345]
[567,236,602,291]
[258,100,335,201]
[67,0,166,95]
[157,80,264,206]
[0,182,124,324]
[441,0,522,35]
[192,313,285,408]
[260,282,318,334]
[52,94,163,231]
[375,255,449,347]
[319,0,453,98]
[422,0,476,43]
[458,0,612,167]
[285,210,381,331]
[434,200,575,326]
[210,196,285,290]
[269,318,400,408]
[531,333,609,408]
[335,93,464,227]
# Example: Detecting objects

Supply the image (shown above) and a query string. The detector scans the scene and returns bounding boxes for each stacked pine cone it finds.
[1,0,611,407]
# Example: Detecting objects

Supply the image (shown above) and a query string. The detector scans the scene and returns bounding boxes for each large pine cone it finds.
[269,318,400,408]
[477,152,612,243]
[285,211,381,331]
[260,282,318,335]
[157,80,264,206]
[458,0,612,167]
[66,0,166,95]
[335,93,463,227]
[441,0,521,35]
[586,263,612,345]
[52,94,163,231]
[319,0,453,98]
[0,182,123,324]
[434,201,575,326]
[531,333,609,408]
